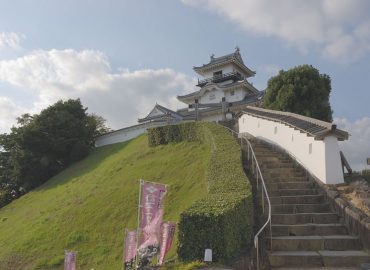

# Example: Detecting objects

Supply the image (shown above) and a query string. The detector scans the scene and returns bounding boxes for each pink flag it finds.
[64,251,76,270]
[123,230,137,270]
[137,180,167,266]
[139,208,164,250]
[139,181,167,230]
[158,222,176,265]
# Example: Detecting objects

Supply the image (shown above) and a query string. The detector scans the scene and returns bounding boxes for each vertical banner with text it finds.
[137,180,167,266]
[158,222,176,265]
[64,251,76,270]
[123,230,137,270]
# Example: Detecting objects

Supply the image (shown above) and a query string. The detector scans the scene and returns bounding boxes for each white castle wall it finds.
[200,88,225,104]
[201,114,224,122]
[95,122,164,147]
[238,114,344,184]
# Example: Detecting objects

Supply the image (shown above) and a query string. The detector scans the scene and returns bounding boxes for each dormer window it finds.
[213,70,222,78]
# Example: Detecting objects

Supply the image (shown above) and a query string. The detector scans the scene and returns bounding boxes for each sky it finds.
[0,0,369,170]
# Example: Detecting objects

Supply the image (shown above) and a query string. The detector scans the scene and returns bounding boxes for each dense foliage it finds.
[147,122,199,146]
[148,122,254,262]
[0,99,109,207]
[263,65,333,122]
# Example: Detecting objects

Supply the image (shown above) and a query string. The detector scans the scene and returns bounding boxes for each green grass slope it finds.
[0,135,210,270]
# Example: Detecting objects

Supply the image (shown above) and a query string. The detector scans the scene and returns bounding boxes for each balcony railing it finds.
[197,71,243,87]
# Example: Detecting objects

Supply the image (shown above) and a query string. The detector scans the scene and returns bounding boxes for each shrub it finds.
[147,122,200,146]
[148,122,254,262]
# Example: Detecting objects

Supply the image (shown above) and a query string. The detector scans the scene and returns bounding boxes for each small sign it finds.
[367,158,370,165]
[204,249,212,262]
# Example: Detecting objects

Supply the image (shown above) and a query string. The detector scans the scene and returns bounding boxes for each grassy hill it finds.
[0,134,210,269]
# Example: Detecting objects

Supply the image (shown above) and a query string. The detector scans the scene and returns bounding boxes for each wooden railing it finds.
[197,71,243,86]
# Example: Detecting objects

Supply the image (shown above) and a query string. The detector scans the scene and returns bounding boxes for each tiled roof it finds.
[138,104,184,123]
[239,106,349,141]
[193,48,255,76]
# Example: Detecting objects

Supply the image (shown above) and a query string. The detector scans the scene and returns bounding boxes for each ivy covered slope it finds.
[0,135,210,270]
[148,122,254,263]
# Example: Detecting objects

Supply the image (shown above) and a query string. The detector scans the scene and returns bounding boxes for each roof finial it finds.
[235,46,240,53]
[210,53,215,60]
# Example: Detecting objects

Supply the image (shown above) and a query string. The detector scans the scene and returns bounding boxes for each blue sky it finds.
[0,0,369,169]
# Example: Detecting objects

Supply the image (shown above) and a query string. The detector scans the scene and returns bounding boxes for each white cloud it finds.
[0,97,26,133]
[0,49,195,132]
[335,117,370,171]
[257,64,281,77]
[0,32,25,50]
[182,0,370,63]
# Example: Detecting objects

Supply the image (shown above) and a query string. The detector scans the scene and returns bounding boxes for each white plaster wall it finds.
[225,88,246,102]
[201,114,224,122]
[238,114,344,184]
[324,136,344,183]
[95,122,163,147]
[200,88,224,103]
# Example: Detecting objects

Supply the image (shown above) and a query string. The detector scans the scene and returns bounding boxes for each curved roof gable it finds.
[193,47,255,77]
[138,104,183,123]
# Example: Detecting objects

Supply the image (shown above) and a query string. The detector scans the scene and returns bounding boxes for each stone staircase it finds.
[251,140,370,270]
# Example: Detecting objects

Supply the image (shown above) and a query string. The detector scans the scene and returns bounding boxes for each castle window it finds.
[213,70,222,78]
[230,90,235,96]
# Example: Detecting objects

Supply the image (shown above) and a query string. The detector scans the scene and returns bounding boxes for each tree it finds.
[263,65,333,122]
[0,99,110,194]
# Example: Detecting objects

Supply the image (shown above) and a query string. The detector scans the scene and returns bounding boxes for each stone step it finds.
[269,250,370,267]
[271,203,331,214]
[269,189,320,196]
[272,267,360,270]
[270,235,362,251]
[256,155,289,161]
[272,223,347,236]
[268,181,314,191]
[272,213,339,225]
[260,163,297,169]
[269,251,323,267]
[270,195,325,205]
[257,156,291,163]
[253,150,276,155]
[265,176,309,183]
[253,145,275,150]
[320,250,370,267]
[263,171,306,178]
[265,181,315,191]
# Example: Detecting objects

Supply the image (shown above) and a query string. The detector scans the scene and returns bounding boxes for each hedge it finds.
[147,122,254,262]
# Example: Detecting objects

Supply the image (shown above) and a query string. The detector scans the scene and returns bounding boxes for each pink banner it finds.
[137,180,167,265]
[139,208,164,250]
[64,251,76,270]
[139,181,167,229]
[124,230,137,263]
[158,222,176,265]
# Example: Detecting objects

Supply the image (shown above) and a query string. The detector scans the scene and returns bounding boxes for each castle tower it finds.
[177,47,260,106]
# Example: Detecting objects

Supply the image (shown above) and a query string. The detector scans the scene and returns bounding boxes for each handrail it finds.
[218,124,271,270]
